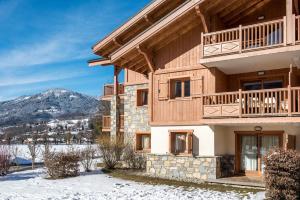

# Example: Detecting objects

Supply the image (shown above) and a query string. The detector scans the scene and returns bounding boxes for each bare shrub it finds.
[0,145,11,176]
[123,146,146,169]
[44,149,80,179]
[10,145,19,166]
[27,143,40,169]
[97,135,126,169]
[80,145,96,172]
[264,148,300,200]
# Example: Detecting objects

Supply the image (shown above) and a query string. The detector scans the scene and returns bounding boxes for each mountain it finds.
[0,89,101,127]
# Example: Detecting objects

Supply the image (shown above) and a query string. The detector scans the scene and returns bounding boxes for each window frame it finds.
[136,88,149,107]
[135,132,151,153]
[170,77,191,99]
[169,130,193,156]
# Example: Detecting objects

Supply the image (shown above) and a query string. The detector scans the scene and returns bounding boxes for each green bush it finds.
[264,149,300,200]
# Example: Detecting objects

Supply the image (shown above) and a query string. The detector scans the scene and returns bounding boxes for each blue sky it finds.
[0,0,150,101]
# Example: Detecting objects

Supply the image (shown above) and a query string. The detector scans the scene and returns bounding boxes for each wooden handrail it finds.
[202,87,300,118]
[202,17,286,57]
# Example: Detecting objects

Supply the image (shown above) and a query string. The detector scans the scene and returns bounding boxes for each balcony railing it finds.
[102,116,111,130]
[203,87,300,118]
[103,84,124,96]
[202,16,300,58]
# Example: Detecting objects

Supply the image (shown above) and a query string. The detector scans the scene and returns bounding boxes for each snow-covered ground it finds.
[0,168,264,200]
[8,144,98,165]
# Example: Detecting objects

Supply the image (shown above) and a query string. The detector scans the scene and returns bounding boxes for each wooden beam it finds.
[195,5,208,33]
[88,58,112,67]
[223,0,263,24]
[228,0,272,26]
[113,66,121,95]
[144,14,154,25]
[136,45,155,72]
[113,37,123,47]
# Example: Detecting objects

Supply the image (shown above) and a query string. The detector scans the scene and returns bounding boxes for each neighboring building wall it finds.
[124,83,150,141]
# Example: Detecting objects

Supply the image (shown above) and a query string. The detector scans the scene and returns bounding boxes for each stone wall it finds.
[146,154,223,182]
[124,84,150,141]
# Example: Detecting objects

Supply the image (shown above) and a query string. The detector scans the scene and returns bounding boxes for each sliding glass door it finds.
[236,131,283,175]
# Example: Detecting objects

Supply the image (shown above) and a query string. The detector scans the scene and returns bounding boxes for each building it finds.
[89,0,300,181]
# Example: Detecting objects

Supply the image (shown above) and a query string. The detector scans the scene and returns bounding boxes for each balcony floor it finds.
[201,45,300,74]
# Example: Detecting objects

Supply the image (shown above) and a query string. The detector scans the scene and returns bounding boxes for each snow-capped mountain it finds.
[0,89,100,126]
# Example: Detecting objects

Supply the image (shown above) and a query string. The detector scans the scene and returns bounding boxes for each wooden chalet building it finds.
[89,0,300,181]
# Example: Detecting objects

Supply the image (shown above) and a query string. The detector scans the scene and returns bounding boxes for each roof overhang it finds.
[88,58,112,67]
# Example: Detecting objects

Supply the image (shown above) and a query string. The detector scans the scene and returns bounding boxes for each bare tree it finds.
[0,145,11,176]
[10,145,20,166]
[80,144,96,172]
[27,143,40,169]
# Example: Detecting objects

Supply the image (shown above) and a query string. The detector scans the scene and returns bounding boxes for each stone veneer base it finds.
[146,154,235,182]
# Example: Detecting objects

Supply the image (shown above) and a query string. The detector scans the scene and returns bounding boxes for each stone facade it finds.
[110,95,123,137]
[146,154,235,182]
[124,84,150,141]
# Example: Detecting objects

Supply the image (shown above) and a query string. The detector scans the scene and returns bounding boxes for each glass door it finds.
[260,135,280,174]
[240,135,258,172]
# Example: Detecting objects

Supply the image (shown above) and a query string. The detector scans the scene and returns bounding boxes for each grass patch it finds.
[102,168,264,196]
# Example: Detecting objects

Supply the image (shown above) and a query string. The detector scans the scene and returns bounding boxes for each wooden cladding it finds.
[158,76,203,101]
[203,17,288,57]
[203,87,300,118]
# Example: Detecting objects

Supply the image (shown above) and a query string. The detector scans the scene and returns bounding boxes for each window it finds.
[171,78,191,99]
[169,131,193,155]
[136,89,148,106]
[136,133,151,152]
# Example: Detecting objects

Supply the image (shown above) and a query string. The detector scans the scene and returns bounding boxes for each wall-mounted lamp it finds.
[254,126,263,132]
[257,71,265,76]
[258,15,265,20]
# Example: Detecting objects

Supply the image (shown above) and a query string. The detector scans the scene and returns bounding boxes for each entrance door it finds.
[236,131,283,176]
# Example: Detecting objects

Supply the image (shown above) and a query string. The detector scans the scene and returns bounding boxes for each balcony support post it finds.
[239,25,242,53]
[286,0,294,44]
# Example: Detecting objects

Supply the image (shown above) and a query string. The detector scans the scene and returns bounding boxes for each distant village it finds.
[0,116,101,145]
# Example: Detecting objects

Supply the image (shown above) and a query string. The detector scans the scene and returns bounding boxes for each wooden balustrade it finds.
[103,84,124,96]
[203,87,300,118]
[241,19,284,50]
[296,15,300,43]
[202,17,287,57]
[102,116,111,129]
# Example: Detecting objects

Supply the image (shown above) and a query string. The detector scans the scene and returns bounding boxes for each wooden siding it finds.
[154,26,202,70]
[153,68,218,123]
[125,69,148,85]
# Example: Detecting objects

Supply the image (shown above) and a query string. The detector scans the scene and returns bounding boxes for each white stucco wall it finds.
[151,125,216,156]
[215,124,300,154]
[151,124,300,156]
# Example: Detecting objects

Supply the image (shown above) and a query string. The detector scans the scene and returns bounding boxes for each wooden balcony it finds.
[203,87,300,118]
[102,84,125,100]
[202,15,300,58]
[102,116,111,131]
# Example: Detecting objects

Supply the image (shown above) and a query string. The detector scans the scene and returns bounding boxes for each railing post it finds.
[292,14,296,45]
[288,85,292,116]
[239,89,242,118]
[283,16,287,46]
[201,32,204,58]
[239,25,242,53]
